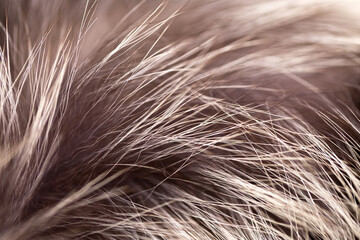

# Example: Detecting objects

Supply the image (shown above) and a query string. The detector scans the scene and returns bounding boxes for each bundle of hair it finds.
[0,0,360,239]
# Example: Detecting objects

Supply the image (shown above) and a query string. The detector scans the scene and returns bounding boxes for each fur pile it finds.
[0,0,360,239]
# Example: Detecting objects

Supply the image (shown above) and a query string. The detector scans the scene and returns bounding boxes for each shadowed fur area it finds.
[0,0,360,239]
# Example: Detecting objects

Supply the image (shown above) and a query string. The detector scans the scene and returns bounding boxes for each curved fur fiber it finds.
[0,0,360,239]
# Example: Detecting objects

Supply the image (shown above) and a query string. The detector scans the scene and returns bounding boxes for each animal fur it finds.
[0,0,360,239]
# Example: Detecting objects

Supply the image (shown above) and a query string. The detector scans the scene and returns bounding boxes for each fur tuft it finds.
[0,1,360,239]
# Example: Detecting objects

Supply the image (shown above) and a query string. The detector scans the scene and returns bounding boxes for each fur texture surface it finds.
[1,0,360,239]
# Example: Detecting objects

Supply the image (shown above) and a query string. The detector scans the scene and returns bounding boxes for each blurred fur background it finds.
[0,0,360,239]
